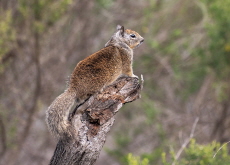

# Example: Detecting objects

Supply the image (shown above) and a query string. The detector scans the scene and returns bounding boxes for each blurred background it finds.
[1,0,230,164]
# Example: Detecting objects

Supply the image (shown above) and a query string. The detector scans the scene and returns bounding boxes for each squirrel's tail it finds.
[46,90,76,139]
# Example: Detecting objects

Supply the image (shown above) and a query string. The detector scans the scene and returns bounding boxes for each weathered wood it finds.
[49,76,143,165]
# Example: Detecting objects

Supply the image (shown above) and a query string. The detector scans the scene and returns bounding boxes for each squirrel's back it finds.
[70,46,122,101]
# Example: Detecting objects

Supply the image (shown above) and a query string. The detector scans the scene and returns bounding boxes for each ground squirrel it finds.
[46,25,144,139]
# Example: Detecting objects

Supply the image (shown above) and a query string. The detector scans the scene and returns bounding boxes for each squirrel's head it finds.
[105,25,144,49]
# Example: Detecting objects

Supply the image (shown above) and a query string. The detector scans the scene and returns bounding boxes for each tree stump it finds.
[49,76,143,165]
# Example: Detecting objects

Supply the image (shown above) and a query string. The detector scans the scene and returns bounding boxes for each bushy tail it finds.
[46,90,76,139]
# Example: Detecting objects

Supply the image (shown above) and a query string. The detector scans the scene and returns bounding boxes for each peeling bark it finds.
[49,76,143,165]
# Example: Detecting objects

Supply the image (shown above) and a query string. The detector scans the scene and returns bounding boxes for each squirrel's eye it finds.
[130,34,136,38]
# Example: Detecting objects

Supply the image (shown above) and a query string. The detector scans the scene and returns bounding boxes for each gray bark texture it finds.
[49,76,143,165]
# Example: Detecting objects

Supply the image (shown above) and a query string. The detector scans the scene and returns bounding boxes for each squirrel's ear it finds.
[117,25,124,37]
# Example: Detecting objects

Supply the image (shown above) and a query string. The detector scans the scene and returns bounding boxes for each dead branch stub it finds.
[49,76,143,165]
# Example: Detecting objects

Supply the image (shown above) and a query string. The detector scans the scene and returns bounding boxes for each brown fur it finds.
[46,25,144,139]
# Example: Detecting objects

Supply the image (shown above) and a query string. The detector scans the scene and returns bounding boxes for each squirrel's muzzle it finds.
[140,39,144,43]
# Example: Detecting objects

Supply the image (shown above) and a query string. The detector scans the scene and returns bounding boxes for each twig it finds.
[172,117,199,165]
[213,141,230,158]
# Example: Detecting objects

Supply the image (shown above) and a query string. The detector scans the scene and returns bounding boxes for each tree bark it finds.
[49,76,143,165]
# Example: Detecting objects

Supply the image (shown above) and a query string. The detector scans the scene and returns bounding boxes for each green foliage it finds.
[0,0,72,72]
[161,139,230,165]
[126,153,149,165]
[141,1,206,99]
[156,0,230,100]
[125,140,230,165]
[201,0,230,77]
[180,139,230,165]
[18,0,72,33]
[46,0,72,25]
[0,10,15,56]
[0,10,16,72]
[193,0,230,101]
[140,0,230,101]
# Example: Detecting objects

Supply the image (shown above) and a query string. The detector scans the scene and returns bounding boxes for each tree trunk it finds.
[49,76,143,165]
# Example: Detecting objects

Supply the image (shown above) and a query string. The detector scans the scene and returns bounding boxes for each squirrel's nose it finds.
[140,39,144,43]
